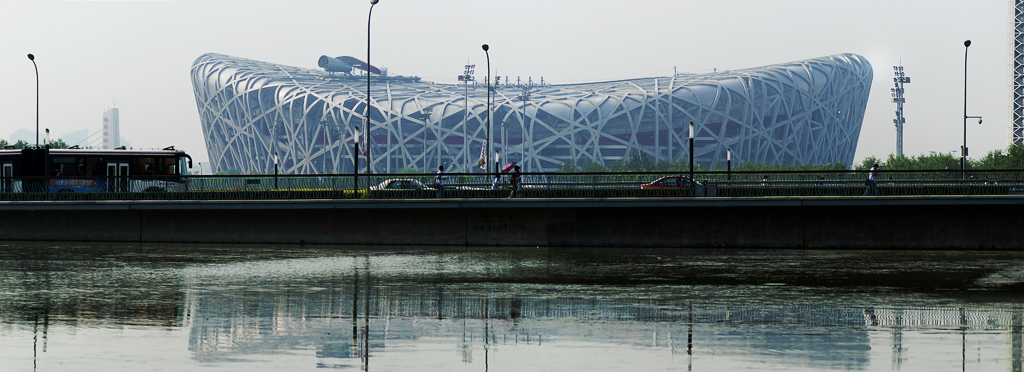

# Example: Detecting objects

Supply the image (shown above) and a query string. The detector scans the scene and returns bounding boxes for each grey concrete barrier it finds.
[1,196,1022,249]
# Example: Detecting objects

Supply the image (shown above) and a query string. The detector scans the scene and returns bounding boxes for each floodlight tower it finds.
[891,65,910,156]
[458,63,475,169]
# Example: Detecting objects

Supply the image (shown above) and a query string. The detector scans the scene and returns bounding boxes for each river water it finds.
[0,242,1021,372]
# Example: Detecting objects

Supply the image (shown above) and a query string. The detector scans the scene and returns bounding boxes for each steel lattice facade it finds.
[190,53,872,174]
[1013,0,1024,146]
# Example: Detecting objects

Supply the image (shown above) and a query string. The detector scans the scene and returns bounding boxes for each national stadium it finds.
[190,53,872,174]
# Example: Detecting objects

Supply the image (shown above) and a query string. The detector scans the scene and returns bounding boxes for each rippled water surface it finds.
[0,242,1022,371]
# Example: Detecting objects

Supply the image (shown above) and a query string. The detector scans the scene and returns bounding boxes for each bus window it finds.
[2,163,11,193]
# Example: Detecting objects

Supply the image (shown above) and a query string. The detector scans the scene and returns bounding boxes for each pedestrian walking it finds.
[863,163,879,196]
[435,165,445,198]
[509,165,522,198]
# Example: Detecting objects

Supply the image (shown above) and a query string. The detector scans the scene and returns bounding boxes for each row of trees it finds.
[550,144,1024,173]
[0,138,71,149]
[855,143,1024,171]
[556,151,849,173]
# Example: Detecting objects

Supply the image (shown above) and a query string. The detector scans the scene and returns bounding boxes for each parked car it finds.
[640,175,697,190]
[371,178,434,191]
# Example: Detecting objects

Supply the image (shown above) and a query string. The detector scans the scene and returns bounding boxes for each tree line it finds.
[855,143,1024,171]
[0,138,71,149]
[555,143,1024,173]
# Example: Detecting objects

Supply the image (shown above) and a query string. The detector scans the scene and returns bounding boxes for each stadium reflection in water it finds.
[1,243,1022,371]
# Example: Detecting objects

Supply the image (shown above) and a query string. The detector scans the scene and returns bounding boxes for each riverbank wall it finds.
[1,196,1021,249]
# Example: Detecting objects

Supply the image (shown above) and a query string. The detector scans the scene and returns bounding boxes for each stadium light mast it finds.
[28,54,38,148]
[962,40,983,179]
[365,0,379,176]
[483,44,491,176]
[689,121,694,182]
[518,85,531,165]
[727,148,732,180]
[458,63,474,170]
[418,107,433,171]
[891,65,910,157]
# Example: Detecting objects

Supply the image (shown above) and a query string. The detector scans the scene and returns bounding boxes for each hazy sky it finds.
[0,0,1014,166]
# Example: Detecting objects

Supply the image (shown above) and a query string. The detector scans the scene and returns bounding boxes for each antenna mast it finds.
[891,65,910,156]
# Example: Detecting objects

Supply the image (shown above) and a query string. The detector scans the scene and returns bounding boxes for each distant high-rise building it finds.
[102,108,120,149]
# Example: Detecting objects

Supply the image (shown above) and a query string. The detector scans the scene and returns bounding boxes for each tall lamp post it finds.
[962,40,982,179]
[352,125,360,190]
[419,107,433,171]
[688,121,695,182]
[27,54,39,148]
[319,121,327,174]
[727,148,732,181]
[365,0,379,176]
[458,64,475,170]
[274,151,279,189]
[483,44,491,176]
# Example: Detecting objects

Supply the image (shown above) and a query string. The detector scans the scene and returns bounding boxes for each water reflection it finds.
[0,243,1022,371]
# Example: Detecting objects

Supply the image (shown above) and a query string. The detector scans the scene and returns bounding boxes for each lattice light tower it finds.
[458,63,475,167]
[1013,0,1024,145]
[891,65,910,156]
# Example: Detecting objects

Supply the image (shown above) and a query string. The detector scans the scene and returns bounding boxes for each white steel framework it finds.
[190,53,872,174]
[1013,0,1024,145]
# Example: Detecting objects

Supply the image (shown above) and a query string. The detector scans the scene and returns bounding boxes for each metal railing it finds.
[1,169,1023,201]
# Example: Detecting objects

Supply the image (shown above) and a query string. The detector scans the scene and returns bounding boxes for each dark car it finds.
[640,175,696,190]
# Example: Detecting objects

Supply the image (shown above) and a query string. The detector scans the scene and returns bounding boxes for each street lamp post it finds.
[483,44,491,176]
[727,148,732,181]
[27,54,39,148]
[962,40,982,179]
[418,107,432,171]
[320,122,327,174]
[689,121,695,182]
[366,0,379,176]
[458,64,475,172]
[519,85,531,165]
[353,125,360,190]
[274,151,279,189]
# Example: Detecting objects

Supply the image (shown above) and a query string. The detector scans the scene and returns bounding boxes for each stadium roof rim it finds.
[193,52,868,87]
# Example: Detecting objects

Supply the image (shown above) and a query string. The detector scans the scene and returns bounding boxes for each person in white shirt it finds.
[863,164,879,196]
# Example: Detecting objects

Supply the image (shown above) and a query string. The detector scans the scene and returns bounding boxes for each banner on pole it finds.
[477,140,487,170]
[360,117,368,156]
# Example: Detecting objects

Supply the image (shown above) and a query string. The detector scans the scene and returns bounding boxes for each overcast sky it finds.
[0,0,1014,167]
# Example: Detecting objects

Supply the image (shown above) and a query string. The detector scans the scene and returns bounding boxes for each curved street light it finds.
[962,40,982,179]
[365,0,379,176]
[483,44,491,176]
[28,54,38,148]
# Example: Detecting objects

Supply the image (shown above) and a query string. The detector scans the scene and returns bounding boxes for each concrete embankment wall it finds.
[1,196,1022,248]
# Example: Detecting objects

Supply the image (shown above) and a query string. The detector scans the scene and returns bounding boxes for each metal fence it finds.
[2,169,1024,201]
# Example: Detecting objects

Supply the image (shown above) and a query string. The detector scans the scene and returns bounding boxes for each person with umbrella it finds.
[509,165,522,198]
